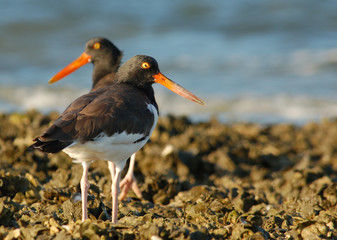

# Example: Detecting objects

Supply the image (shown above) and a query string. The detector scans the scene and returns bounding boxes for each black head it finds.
[49,37,122,86]
[114,55,205,105]
[84,37,122,67]
[84,37,122,88]
[115,55,160,87]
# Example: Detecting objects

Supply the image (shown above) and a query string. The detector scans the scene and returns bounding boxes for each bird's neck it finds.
[141,86,158,112]
[92,66,118,84]
[91,73,116,91]
[91,62,120,90]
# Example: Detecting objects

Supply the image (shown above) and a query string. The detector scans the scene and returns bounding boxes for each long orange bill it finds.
[153,72,205,105]
[48,52,92,84]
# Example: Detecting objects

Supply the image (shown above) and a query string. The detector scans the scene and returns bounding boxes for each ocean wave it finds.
[0,86,87,113]
[2,85,335,124]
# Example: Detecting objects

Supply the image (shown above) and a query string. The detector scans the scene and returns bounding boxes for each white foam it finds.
[1,84,337,125]
[0,85,87,113]
[155,90,337,124]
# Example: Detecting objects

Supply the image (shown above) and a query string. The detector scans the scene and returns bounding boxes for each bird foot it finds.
[119,173,142,200]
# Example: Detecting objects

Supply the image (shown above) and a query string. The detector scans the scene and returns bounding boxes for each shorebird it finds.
[30,55,204,223]
[48,37,141,200]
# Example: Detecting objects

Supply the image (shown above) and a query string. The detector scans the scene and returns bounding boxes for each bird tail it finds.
[28,137,72,153]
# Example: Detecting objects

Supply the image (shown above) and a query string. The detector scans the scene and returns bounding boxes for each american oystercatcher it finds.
[49,37,142,200]
[30,55,204,223]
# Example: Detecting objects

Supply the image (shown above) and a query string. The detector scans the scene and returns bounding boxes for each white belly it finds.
[63,104,158,170]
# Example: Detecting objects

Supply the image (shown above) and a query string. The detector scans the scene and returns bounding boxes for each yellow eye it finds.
[93,42,101,50]
[141,62,150,69]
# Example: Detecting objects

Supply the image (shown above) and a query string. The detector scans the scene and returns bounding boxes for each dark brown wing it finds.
[29,84,156,153]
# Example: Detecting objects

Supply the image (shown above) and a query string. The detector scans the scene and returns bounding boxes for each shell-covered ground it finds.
[0,111,337,239]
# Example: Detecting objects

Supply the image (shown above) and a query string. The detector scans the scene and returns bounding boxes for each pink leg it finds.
[81,162,91,221]
[108,161,121,223]
[119,153,143,200]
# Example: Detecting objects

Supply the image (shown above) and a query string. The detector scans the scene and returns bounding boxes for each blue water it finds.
[1,1,337,124]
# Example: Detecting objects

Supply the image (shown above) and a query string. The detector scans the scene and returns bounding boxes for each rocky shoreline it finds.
[0,111,336,239]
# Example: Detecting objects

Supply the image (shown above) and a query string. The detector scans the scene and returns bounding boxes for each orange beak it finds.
[153,72,205,105]
[49,52,92,84]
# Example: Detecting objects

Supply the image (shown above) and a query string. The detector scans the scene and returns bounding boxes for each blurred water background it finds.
[1,0,337,124]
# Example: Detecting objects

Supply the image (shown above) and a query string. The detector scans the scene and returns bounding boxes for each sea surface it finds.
[1,1,337,124]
